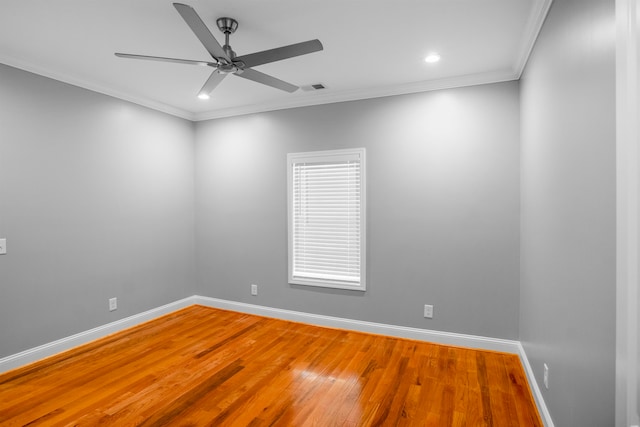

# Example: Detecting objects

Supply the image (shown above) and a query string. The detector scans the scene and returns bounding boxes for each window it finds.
[287,148,366,291]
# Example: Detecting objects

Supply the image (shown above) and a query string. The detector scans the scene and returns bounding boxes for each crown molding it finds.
[0,55,518,123]
[0,55,195,121]
[192,69,519,121]
[514,0,554,78]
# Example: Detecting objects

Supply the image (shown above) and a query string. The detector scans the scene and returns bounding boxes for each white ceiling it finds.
[0,0,551,121]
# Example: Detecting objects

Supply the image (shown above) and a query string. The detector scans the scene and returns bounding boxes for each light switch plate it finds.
[0,238,6,255]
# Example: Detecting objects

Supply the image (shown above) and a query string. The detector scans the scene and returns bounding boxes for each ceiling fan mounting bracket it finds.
[216,17,238,35]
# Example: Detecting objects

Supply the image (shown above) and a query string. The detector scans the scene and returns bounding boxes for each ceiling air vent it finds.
[301,83,327,92]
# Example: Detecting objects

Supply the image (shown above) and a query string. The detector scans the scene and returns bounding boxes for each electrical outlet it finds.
[0,238,6,255]
[251,284,258,296]
[423,304,433,319]
[109,297,117,312]
[543,363,549,389]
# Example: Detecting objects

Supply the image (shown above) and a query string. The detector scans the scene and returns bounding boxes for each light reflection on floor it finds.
[290,367,364,423]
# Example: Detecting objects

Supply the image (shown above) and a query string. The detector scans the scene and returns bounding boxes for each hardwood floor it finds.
[0,305,542,426]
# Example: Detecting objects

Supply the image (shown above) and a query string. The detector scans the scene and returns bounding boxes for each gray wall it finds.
[519,0,616,425]
[0,64,196,358]
[195,82,521,339]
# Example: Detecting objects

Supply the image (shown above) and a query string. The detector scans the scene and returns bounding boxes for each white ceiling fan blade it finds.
[198,70,227,97]
[235,68,298,93]
[236,40,323,68]
[173,3,229,62]
[115,53,217,67]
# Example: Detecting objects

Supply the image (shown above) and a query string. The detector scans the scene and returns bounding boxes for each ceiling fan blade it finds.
[198,70,227,97]
[115,53,217,67]
[236,39,323,68]
[173,3,229,62]
[235,68,298,93]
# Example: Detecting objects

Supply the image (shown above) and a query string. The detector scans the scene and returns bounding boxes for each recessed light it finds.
[198,93,210,100]
[424,53,441,63]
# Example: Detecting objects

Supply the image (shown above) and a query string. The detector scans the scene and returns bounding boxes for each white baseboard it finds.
[194,296,520,353]
[0,296,196,375]
[0,295,553,426]
[516,342,555,427]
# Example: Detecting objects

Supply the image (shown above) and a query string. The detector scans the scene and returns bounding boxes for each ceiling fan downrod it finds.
[215,17,242,73]
[216,17,238,59]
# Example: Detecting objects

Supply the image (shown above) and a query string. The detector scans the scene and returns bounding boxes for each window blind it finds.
[288,149,365,290]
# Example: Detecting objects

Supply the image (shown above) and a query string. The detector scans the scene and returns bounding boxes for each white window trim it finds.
[287,148,366,291]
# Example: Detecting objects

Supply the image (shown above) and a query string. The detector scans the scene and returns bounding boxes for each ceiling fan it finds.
[115,3,323,98]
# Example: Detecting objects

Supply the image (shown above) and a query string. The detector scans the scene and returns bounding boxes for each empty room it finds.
[1,0,638,426]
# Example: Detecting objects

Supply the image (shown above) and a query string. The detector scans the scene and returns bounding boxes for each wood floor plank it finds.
[0,305,543,426]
